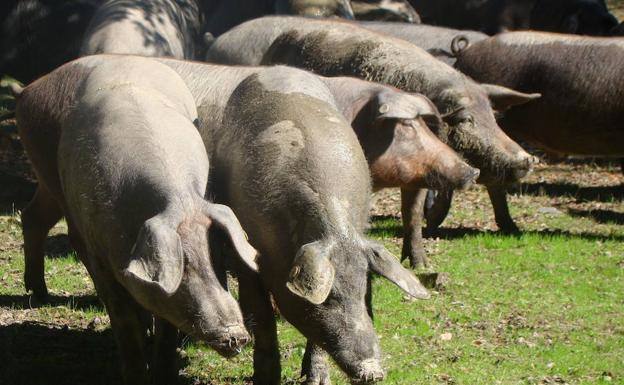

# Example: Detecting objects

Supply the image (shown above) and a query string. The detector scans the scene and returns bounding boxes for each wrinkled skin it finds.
[15,55,258,385]
[206,16,538,237]
[351,0,420,22]
[322,76,479,267]
[154,59,431,384]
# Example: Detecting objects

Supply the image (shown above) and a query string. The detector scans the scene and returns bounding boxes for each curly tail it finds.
[450,35,471,56]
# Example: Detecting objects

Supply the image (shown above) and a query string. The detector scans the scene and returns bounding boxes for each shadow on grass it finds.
[0,293,102,312]
[369,216,624,243]
[568,208,624,225]
[517,181,623,202]
[44,234,75,259]
[0,322,121,385]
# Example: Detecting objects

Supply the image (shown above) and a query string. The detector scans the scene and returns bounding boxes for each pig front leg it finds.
[487,184,520,234]
[90,267,150,385]
[21,184,64,301]
[423,189,454,234]
[400,188,428,268]
[301,341,331,385]
[238,270,281,385]
[151,317,179,385]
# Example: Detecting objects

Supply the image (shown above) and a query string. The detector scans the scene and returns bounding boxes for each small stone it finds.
[538,207,562,216]
[440,332,453,341]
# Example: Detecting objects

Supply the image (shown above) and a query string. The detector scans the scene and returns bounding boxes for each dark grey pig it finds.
[15,55,259,385]
[154,58,431,384]
[81,0,205,58]
[205,16,539,236]
[454,31,624,161]
[357,21,487,65]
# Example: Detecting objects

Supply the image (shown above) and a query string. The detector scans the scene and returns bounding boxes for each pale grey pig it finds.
[15,55,258,385]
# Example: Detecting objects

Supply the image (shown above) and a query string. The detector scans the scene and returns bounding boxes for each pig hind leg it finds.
[21,184,63,300]
[90,265,151,385]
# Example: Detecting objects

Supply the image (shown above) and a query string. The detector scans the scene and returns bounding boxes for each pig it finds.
[204,0,354,37]
[453,31,624,165]
[350,0,421,22]
[319,76,480,267]
[151,58,431,384]
[15,55,259,384]
[0,0,103,83]
[205,16,539,239]
[357,21,488,65]
[81,0,206,58]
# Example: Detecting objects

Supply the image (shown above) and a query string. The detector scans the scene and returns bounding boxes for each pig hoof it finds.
[302,373,332,385]
[402,245,429,269]
[302,364,331,385]
[498,222,520,235]
[24,275,48,302]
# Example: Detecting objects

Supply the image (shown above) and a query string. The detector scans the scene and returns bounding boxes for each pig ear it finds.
[482,84,541,112]
[374,90,439,121]
[203,203,259,273]
[121,217,185,297]
[366,241,430,300]
[286,241,336,305]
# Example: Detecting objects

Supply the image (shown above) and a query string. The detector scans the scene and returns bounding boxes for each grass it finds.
[0,162,622,385]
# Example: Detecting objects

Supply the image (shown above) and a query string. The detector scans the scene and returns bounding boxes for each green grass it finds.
[1,161,622,385]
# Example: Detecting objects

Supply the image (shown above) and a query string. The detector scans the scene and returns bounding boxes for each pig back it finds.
[210,71,372,263]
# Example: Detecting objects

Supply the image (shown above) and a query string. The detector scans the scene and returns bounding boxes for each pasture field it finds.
[1,161,622,385]
[1,3,624,384]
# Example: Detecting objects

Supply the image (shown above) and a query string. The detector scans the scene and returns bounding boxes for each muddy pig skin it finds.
[154,57,430,384]
[15,55,259,385]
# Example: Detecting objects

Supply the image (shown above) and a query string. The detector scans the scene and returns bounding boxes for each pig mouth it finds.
[347,358,385,385]
[206,334,250,358]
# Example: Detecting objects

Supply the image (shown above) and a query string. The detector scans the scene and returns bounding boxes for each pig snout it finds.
[511,152,539,180]
[350,358,385,384]
[459,166,480,190]
[207,324,251,358]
